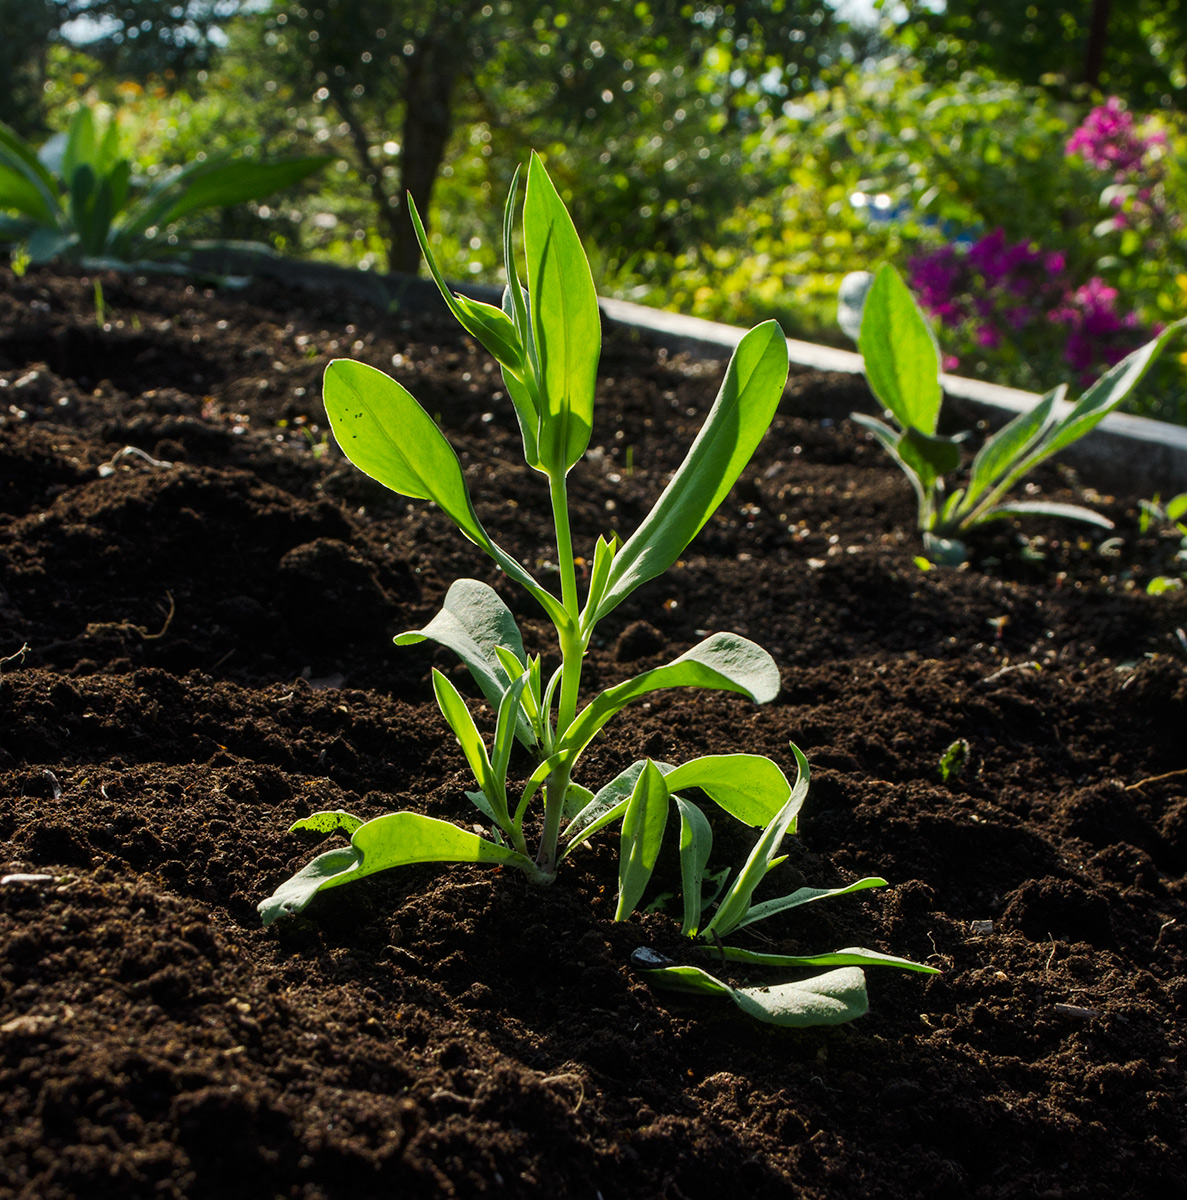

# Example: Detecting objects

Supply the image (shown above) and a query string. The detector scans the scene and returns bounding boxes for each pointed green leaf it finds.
[288,810,364,838]
[974,501,1114,528]
[595,322,788,621]
[491,673,530,794]
[581,533,619,627]
[958,387,1062,519]
[616,761,670,921]
[858,263,943,434]
[643,964,870,1027]
[712,944,940,974]
[1033,319,1185,462]
[432,668,508,827]
[258,811,534,925]
[524,152,600,472]
[676,798,714,937]
[561,759,656,852]
[153,156,330,228]
[558,633,781,761]
[663,754,791,827]
[732,876,889,932]
[408,191,526,377]
[704,744,811,938]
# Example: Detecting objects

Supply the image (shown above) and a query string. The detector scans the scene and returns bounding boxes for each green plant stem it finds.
[535,757,573,879]
[549,471,584,735]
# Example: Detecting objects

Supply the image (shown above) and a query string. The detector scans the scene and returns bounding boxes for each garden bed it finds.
[1,265,1185,1199]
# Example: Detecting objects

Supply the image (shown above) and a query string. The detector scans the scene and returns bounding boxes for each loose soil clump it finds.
[1,266,1185,1199]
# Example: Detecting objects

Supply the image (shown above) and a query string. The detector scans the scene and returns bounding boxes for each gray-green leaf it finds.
[643,964,870,1027]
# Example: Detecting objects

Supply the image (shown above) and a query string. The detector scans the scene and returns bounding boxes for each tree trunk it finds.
[324,79,405,268]
[392,31,464,276]
[1084,0,1114,89]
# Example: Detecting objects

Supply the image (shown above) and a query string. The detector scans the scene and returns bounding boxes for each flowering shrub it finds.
[1065,98,1166,180]
[907,229,1149,384]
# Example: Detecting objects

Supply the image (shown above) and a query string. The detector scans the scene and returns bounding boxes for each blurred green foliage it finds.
[9,1,1187,420]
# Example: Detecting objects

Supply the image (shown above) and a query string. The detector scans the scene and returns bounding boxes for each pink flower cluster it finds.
[1064,97,1165,180]
[909,229,1067,354]
[908,230,1149,380]
[1050,278,1145,376]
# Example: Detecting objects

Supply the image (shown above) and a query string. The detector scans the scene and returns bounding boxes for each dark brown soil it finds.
[2,265,1185,1200]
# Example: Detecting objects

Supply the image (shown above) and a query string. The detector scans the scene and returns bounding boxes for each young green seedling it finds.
[841,265,1185,565]
[258,156,928,1025]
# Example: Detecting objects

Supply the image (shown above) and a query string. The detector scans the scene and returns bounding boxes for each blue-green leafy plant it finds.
[841,265,1185,565]
[258,155,932,1025]
[0,107,329,271]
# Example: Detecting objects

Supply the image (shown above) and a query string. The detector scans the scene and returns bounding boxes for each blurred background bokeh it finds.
[3,1,1184,418]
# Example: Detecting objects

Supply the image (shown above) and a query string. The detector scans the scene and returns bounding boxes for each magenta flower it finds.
[1065,97,1166,180]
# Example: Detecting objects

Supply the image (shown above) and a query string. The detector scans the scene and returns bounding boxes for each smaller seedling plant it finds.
[0,107,328,272]
[839,265,1185,565]
[258,155,936,1026]
[1139,493,1187,594]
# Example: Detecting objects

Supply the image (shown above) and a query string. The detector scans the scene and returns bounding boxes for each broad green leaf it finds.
[558,633,781,761]
[153,156,331,227]
[288,810,364,838]
[1165,494,1187,523]
[258,811,533,925]
[616,761,670,921]
[974,500,1114,529]
[325,358,486,530]
[524,152,600,473]
[712,945,939,974]
[958,387,1062,518]
[704,744,810,938]
[396,579,529,741]
[407,192,526,378]
[62,108,96,182]
[897,426,962,490]
[594,322,788,622]
[663,754,790,827]
[68,164,94,243]
[323,359,567,625]
[731,876,889,933]
[0,165,58,224]
[676,798,713,937]
[642,964,870,1027]
[0,122,61,224]
[858,263,943,434]
[118,154,328,243]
